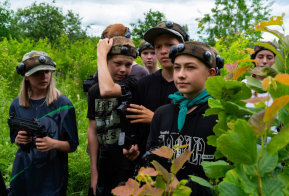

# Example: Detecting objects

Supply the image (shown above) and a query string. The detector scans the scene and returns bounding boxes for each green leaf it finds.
[217,119,257,164]
[154,176,166,196]
[214,149,225,160]
[279,107,289,126]
[218,181,248,196]
[222,100,254,116]
[223,169,239,185]
[245,76,266,93]
[205,108,224,116]
[151,160,171,184]
[267,124,289,154]
[172,180,192,196]
[201,160,234,179]
[261,66,278,78]
[248,110,276,137]
[171,149,191,175]
[207,135,217,147]
[261,175,284,196]
[258,148,278,177]
[233,165,259,195]
[189,175,214,189]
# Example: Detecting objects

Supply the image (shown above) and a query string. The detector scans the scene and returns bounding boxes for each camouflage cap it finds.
[138,40,154,54]
[109,45,138,59]
[169,42,216,68]
[20,51,56,76]
[144,21,189,46]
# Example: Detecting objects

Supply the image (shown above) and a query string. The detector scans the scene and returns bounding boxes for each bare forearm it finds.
[53,140,77,153]
[98,56,121,98]
[88,128,99,174]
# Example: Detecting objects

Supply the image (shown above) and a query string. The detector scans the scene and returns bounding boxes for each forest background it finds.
[0,0,286,195]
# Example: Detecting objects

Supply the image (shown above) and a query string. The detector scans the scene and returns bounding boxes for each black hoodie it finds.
[134,69,178,153]
[146,101,217,181]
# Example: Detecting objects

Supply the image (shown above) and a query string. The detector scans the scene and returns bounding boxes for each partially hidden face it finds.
[173,54,215,99]
[255,50,275,68]
[140,48,158,68]
[107,55,134,82]
[25,70,52,91]
[154,34,180,69]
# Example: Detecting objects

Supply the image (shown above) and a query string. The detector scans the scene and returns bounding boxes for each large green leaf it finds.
[243,147,278,177]
[277,173,289,195]
[279,107,289,126]
[172,180,192,196]
[201,160,235,179]
[248,110,276,137]
[222,100,254,116]
[267,124,289,154]
[268,82,289,100]
[206,76,251,102]
[245,76,266,93]
[154,176,166,196]
[217,119,257,165]
[261,175,284,196]
[218,181,248,196]
[223,169,239,185]
[213,112,228,137]
[151,160,171,184]
[207,135,217,147]
[233,165,259,195]
[171,149,191,175]
[189,175,214,189]
[261,66,279,78]
[258,148,278,177]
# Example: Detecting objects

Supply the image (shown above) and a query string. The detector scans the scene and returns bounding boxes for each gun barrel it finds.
[7,116,48,137]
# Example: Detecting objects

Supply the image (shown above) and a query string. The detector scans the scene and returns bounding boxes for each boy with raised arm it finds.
[87,36,139,196]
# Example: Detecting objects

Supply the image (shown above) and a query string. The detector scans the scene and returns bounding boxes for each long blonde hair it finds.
[19,74,61,107]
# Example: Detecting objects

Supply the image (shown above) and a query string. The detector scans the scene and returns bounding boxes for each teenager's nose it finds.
[262,57,268,65]
[178,68,186,78]
[161,46,167,54]
[120,65,126,72]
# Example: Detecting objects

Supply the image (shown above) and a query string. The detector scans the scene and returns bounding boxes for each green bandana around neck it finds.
[168,89,211,132]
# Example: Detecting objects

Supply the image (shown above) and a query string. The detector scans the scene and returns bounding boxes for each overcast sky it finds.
[8,0,289,41]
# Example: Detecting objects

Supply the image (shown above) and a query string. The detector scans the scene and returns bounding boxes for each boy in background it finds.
[138,40,159,74]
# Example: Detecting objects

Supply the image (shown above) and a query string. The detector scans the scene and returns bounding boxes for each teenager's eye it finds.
[143,52,148,55]
[174,66,180,70]
[187,66,195,69]
[155,46,161,49]
[151,52,156,55]
[44,70,50,73]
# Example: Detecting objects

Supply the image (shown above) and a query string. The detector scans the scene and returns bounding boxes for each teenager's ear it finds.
[208,68,216,77]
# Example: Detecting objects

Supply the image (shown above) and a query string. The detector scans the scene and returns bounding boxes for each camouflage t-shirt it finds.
[87,75,138,171]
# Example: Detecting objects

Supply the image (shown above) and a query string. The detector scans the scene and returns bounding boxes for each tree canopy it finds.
[196,0,274,46]
[3,1,90,43]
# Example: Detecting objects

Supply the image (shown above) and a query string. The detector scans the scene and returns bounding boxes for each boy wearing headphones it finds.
[87,36,139,195]
[147,41,224,195]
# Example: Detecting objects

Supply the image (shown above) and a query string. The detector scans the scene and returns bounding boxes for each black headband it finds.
[109,45,138,59]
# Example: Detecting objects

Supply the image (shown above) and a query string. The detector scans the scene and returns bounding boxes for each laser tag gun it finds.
[83,75,95,92]
[117,85,136,150]
[0,169,10,196]
[7,114,48,138]
[96,145,108,196]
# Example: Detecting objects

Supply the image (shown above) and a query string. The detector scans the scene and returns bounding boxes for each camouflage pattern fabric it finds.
[22,51,56,76]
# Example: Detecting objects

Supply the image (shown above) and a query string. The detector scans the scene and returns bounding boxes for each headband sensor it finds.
[169,42,224,73]
[109,45,138,59]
